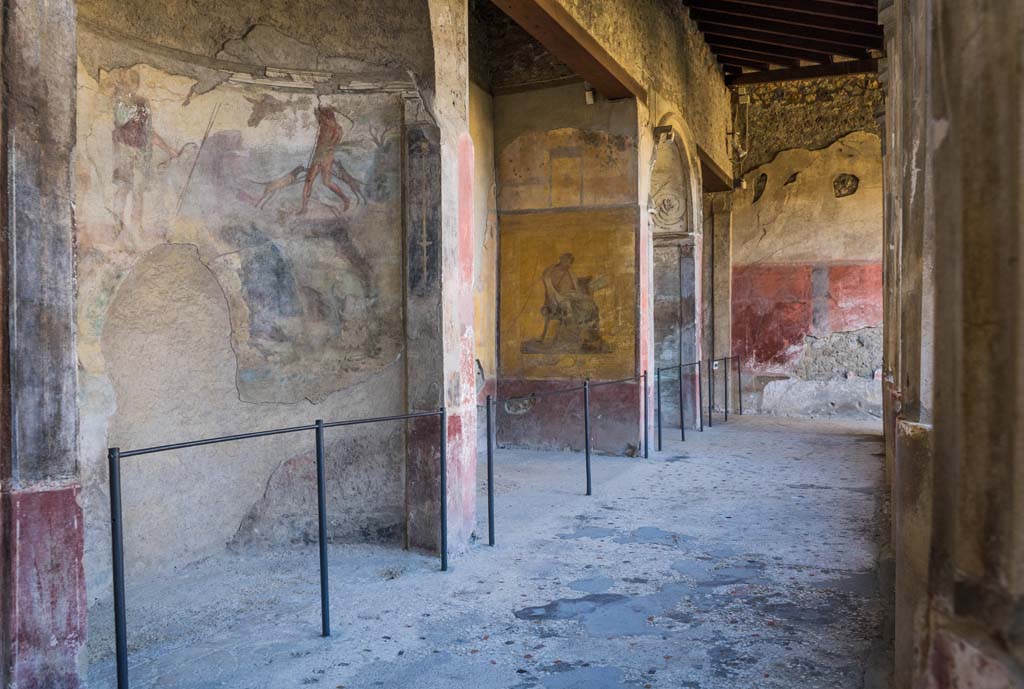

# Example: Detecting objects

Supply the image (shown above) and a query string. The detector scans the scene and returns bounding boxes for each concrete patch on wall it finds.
[761,377,882,419]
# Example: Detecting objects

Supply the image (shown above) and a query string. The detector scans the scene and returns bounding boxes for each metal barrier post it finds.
[736,358,743,415]
[656,369,663,451]
[108,448,130,689]
[642,371,649,458]
[697,361,704,432]
[708,359,714,428]
[439,407,448,571]
[314,420,331,636]
[678,366,686,442]
[724,360,729,422]
[486,395,495,546]
[583,380,592,496]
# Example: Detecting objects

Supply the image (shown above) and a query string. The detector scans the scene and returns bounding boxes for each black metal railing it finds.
[655,360,704,451]
[106,408,447,689]
[708,356,743,426]
[482,371,651,546]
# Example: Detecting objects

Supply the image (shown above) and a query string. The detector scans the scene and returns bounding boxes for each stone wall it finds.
[881,1,1023,687]
[731,76,884,419]
[74,0,435,594]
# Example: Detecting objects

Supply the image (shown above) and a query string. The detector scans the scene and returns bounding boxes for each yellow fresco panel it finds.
[499,207,637,380]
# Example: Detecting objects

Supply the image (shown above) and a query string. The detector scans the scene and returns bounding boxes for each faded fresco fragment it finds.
[76,64,404,404]
[499,208,636,380]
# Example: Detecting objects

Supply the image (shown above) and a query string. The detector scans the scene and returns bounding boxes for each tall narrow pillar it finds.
[0,0,86,686]
[405,0,477,557]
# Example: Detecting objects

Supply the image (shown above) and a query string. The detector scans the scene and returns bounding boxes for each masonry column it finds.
[923,0,1024,685]
[0,0,86,686]
[405,0,477,558]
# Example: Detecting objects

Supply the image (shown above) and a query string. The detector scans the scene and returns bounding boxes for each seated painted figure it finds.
[523,252,612,355]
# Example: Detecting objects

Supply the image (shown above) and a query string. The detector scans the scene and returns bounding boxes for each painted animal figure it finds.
[250,166,306,209]
[331,160,367,205]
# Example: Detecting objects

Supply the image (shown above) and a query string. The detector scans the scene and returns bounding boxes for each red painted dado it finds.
[732,262,882,372]
[828,264,884,332]
[732,264,814,369]
[497,378,641,456]
[1,484,87,688]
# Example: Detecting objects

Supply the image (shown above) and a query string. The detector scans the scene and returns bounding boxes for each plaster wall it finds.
[550,0,732,174]
[470,81,498,398]
[731,97,884,420]
[493,83,641,454]
[74,1,435,596]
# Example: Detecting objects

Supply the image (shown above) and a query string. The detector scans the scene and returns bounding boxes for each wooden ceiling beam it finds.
[711,46,800,68]
[699,0,879,24]
[718,54,772,71]
[688,8,882,48]
[491,0,645,100]
[686,2,882,39]
[725,58,878,86]
[704,33,834,63]
[698,22,873,58]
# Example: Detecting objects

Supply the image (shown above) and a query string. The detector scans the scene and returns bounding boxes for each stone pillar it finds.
[404,0,477,557]
[881,0,1024,685]
[0,0,86,686]
[926,0,1024,682]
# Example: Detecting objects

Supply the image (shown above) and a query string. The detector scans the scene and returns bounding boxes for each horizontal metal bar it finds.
[322,410,441,429]
[500,385,587,403]
[588,376,640,389]
[657,360,703,373]
[119,410,442,458]
[119,424,318,457]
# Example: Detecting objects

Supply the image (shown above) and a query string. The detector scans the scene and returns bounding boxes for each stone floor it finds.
[87,415,889,689]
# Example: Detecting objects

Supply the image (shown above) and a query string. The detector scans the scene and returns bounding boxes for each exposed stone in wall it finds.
[794,328,883,381]
[736,74,883,172]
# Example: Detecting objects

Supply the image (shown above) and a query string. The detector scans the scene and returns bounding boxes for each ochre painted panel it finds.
[499,207,637,380]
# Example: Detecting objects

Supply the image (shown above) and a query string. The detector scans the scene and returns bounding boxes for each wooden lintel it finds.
[491,0,646,101]
[697,145,733,192]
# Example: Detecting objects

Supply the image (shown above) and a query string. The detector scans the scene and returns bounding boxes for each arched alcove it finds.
[648,124,702,429]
